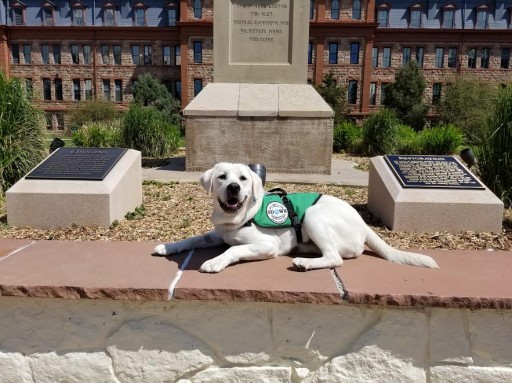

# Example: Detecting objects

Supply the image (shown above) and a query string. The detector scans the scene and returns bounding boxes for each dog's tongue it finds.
[227,198,239,208]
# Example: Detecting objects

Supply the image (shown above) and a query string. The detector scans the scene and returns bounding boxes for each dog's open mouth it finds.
[218,197,246,214]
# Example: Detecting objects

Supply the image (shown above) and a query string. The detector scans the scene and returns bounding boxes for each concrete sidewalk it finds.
[142,157,369,187]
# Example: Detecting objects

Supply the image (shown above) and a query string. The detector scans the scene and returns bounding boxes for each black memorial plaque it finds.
[384,155,485,189]
[25,147,127,181]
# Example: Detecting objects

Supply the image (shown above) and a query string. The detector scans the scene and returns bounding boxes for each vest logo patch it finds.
[266,202,288,224]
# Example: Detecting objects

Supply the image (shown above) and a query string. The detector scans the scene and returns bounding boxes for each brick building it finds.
[1,0,511,131]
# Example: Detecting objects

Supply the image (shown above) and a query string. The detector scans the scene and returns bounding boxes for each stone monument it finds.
[367,155,504,233]
[6,148,142,229]
[184,0,334,174]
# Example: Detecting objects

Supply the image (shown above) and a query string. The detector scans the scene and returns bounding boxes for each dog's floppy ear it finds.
[249,166,263,199]
[200,166,216,194]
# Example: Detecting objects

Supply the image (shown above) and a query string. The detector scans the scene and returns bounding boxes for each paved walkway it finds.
[142,157,369,187]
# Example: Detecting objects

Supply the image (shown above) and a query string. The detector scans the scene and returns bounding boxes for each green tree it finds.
[69,99,120,131]
[437,75,498,143]
[383,61,429,130]
[0,71,46,193]
[315,72,347,125]
[132,73,182,126]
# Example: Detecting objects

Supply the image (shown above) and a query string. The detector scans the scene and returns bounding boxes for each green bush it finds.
[0,72,46,193]
[69,100,120,131]
[362,109,401,155]
[122,105,179,157]
[417,124,464,155]
[395,124,421,154]
[333,121,362,153]
[475,87,512,207]
[72,120,122,148]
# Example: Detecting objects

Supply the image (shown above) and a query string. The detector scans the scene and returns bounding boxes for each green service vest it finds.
[251,193,322,228]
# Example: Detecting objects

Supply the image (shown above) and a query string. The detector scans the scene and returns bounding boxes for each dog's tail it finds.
[364,227,439,268]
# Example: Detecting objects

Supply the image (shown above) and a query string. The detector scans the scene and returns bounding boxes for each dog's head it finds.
[200,163,264,226]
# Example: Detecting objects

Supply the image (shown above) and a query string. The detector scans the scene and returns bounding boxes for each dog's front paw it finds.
[153,243,183,256]
[292,258,312,272]
[199,258,228,273]
[153,244,169,256]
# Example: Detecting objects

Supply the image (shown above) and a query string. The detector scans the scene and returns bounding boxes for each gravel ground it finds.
[1,178,510,251]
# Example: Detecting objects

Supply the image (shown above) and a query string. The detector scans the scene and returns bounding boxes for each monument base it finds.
[368,156,504,233]
[6,150,142,229]
[184,83,334,174]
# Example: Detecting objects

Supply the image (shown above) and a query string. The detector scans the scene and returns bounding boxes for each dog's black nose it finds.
[227,183,241,194]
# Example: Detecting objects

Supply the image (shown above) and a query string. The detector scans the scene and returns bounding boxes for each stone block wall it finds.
[1,298,511,383]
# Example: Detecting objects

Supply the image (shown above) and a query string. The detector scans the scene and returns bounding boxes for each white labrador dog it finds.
[154,162,438,273]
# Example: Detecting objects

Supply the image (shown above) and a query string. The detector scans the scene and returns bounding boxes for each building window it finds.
[144,45,152,65]
[308,42,313,64]
[468,48,477,68]
[113,45,121,65]
[369,82,377,105]
[348,80,358,104]
[331,0,340,19]
[442,6,455,28]
[42,3,54,26]
[85,79,92,100]
[115,80,123,102]
[382,47,391,67]
[175,46,181,65]
[416,47,424,67]
[41,44,50,64]
[45,113,52,130]
[103,79,111,100]
[55,78,63,100]
[52,44,61,64]
[193,41,203,63]
[350,42,360,64]
[402,47,411,66]
[310,0,315,20]
[163,45,171,65]
[352,0,361,20]
[101,45,110,65]
[72,3,85,26]
[501,48,510,69]
[103,4,115,26]
[73,79,81,101]
[134,3,146,26]
[55,114,65,130]
[372,47,378,67]
[475,6,488,29]
[448,47,457,68]
[480,48,490,68]
[11,44,20,64]
[432,83,442,104]
[175,80,182,100]
[377,6,389,27]
[167,1,179,26]
[409,5,422,28]
[83,45,91,64]
[329,42,338,64]
[381,82,389,104]
[71,44,79,64]
[194,78,203,96]
[193,0,202,19]
[25,78,33,99]
[435,47,444,68]
[132,45,140,65]
[11,3,25,25]
[43,78,52,100]
[21,45,34,65]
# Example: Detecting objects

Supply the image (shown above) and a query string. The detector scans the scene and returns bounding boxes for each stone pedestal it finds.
[184,83,333,174]
[367,156,504,233]
[6,149,142,229]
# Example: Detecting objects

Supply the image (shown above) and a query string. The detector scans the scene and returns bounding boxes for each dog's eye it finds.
[218,174,227,180]
[240,175,247,181]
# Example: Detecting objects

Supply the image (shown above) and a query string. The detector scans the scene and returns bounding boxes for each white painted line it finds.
[0,241,37,262]
[168,249,194,300]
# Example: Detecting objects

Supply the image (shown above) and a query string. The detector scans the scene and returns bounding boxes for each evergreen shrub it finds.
[333,121,362,153]
[417,124,464,155]
[72,120,122,148]
[122,105,179,157]
[362,109,401,155]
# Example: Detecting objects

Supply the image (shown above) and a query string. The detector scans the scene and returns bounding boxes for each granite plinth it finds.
[367,156,504,233]
[6,149,142,229]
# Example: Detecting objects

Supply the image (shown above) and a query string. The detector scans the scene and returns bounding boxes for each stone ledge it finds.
[0,239,511,309]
